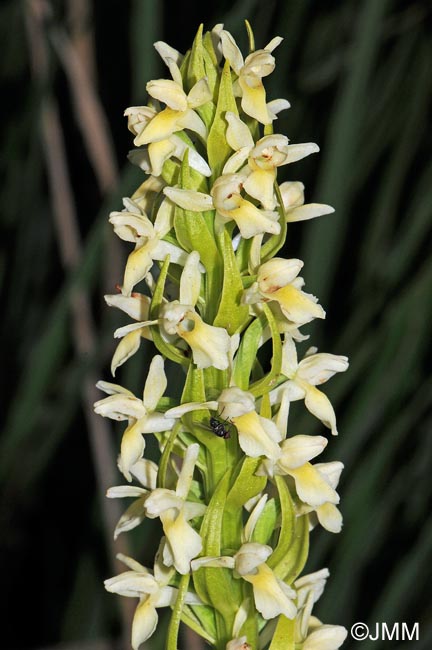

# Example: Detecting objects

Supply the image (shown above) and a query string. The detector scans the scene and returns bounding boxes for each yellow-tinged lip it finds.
[265,284,325,323]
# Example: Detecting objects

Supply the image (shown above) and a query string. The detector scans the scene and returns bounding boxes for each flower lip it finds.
[211,174,244,211]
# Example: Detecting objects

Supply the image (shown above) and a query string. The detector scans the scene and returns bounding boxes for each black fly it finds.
[209,413,232,439]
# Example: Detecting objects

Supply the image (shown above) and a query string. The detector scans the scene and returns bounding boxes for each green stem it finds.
[166,573,190,650]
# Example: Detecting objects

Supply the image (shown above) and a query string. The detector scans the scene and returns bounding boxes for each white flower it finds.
[127,128,211,177]
[158,251,231,370]
[271,337,349,435]
[243,258,325,326]
[105,552,200,649]
[296,461,344,533]
[164,173,281,240]
[279,181,334,223]
[224,112,320,209]
[125,59,210,148]
[104,292,153,375]
[294,568,347,650]
[111,196,191,296]
[257,435,339,508]
[145,444,206,574]
[302,623,348,650]
[192,542,297,620]
[94,356,175,480]
[106,458,158,539]
[241,560,297,620]
[295,568,330,612]
[218,387,282,460]
[220,30,283,124]
[211,174,281,237]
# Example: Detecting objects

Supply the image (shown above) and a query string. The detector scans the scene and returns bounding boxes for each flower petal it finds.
[143,355,167,411]
[287,203,334,223]
[104,571,158,598]
[120,420,146,481]
[154,40,184,67]
[130,458,158,489]
[316,503,343,534]
[179,251,202,306]
[146,79,188,111]
[105,293,151,321]
[303,625,348,650]
[220,30,244,75]
[298,353,349,386]
[165,401,218,418]
[163,187,214,211]
[267,98,291,119]
[303,385,338,435]
[147,138,176,176]
[226,197,280,239]
[111,329,143,376]
[178,312,231,370]
[114,495,147,539]
[132,597,159,649]
[162,509,203,574]
[234,411,282,460]
[244,563,296,619]
[123,241,158,296]
[278,435,328,470]
[243,169,276,210]
[258,258,304,293]
[234,542,272,575]
[314,461,344,490]
[95,380,134,397]
[239,77,271,125]
[94,394,146,421]
[288,463,339,507]
[136,107,183,145]
[225,111,254,150]
[187,78,212,108]
[285,143,319,163]
[267,285,325,324]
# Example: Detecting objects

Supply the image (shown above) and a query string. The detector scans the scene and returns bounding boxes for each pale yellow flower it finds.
[94,356,174,480]
[271,336,349,435]
[192,542,297,620]
[224,111,320,209]
[104,292,152,375]
[159,251,231,370]
[257,435,339,508]
[123,38,211,176]
[106,457,158,539]
[243,258,325,326]
[105,552,200,649]
[218,386,282,459]
[220,30,283,124]
[296,461,344,533]
[110,196,191,296]
[128,65,210,147]
[302,623,348,650]
[294,569,347,650]
[145,444,206,574]
[279,181,335,223]
[164,174,281,239]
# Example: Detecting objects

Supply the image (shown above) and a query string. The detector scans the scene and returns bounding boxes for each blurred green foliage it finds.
[1,1,431,649]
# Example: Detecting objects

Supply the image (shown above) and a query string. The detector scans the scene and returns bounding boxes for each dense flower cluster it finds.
[95,23,348,650]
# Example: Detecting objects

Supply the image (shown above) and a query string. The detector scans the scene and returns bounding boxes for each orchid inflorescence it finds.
[95,22,349,650]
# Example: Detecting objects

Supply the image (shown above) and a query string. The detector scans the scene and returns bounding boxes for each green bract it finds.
[96,22,349,650]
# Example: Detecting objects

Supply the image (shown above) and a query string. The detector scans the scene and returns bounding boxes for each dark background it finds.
[1,1,432,649]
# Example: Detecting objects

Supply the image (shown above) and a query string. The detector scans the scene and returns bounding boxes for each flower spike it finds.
[95,21,348,650]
